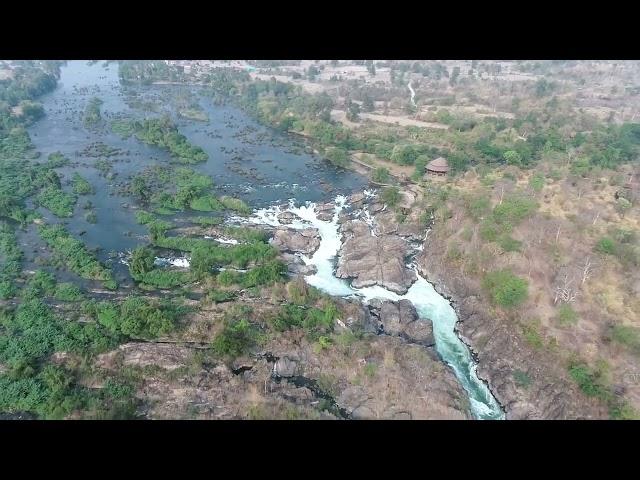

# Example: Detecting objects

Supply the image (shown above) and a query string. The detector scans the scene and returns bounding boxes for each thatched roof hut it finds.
[425,157,449,176]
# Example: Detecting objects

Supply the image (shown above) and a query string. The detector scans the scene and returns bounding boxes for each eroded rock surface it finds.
[336,220,416,294]
[370,299,435,346]
[272,227,320,255]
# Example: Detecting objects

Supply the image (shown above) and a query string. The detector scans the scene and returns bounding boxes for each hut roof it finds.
[426,157,449,172]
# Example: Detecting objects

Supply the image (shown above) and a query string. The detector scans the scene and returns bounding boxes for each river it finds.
[22,60,366,284]
[246,196,505,420]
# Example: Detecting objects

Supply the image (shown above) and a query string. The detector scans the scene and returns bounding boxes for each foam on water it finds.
[154,257,191,268]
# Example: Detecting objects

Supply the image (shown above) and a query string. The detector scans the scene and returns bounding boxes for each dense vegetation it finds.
[111,116,208,164]
[38,224,116,288]
[83,97,103,129]
[72,173,94,195]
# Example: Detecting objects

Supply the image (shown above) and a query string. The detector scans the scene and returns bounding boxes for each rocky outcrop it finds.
[375,211,424,241]
[95,342,193,371]
[334,297,379,334]
[369,299,435,346]
[336,220,416,294]
[272,228,320,255]
[95,342,334,420]
[273,356,298,378]
[280,252,317,276]
[332,336,470,420]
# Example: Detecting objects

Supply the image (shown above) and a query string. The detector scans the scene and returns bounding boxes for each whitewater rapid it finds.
[247,195,504,420]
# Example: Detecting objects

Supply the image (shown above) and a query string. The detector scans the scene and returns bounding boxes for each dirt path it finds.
[332,109,449,130]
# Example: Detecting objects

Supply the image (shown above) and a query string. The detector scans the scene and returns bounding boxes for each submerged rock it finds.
[315,202,335,221]
[277,211,299,225]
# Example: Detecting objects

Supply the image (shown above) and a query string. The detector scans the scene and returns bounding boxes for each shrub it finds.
[191,216,223,226]
[270,301,337,340]
[464,193,491,217]
[513,370,531,388]
[498,234,522,252]
[529,172,545,192]
[482,269,528,308]
[135,210,155,225]
[240,260,287,288]
[212,318,260,358]
[84,211,97,224]
[610,325,640,355]
[96,296,180,339]
[189,194,223,212]
[206,289,236,304]
[567,361,610,400]
[129,246,155,280]
[364,362,378,378]
[138,269,193,289]
[37,186,76,218]
[595,236,616,255]
[222,226,269,243]
[557,303,578,325]
[381,186,400,206]
[38,224,114,285]
[372,167,390,183]
[54,283,83,302]
[492,196,537,226]
[0,279,16,299]
[72,173,94,195]
[219,196,251,215]
[325,147,349,168]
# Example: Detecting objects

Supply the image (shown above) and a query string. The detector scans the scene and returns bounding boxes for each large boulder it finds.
[336,222,416,294]
[281,253,317,276]
[375,300,434,346]
[272,228,320,255]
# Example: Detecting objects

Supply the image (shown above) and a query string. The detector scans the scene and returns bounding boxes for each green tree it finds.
[362,95,375,112]
[503,150,522,166]
[595,237,616,255]
[372,167,390,183]
[482,269,529,308]
[129,246,155,280]
[615,197,632,218]
[381,186,400,206]
[346,100,360,122]
[325,147,348,168]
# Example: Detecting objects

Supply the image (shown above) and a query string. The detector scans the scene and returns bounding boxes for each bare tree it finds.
[553,270,580,304]
[581,257,594,286]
